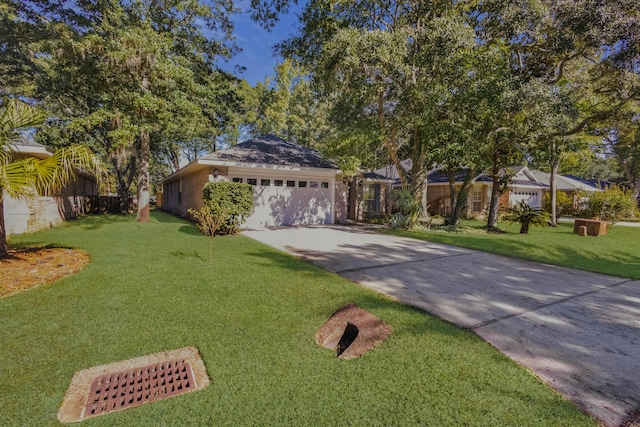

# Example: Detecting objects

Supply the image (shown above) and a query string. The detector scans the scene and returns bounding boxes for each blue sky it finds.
[219,1,305,86]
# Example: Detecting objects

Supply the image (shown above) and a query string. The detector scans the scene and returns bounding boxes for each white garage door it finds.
[233,176,333,228]
[509,190,542,208]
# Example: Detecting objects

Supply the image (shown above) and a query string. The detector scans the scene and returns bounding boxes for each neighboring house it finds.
[375,162,551,218]
[529,170,602,194]
[162,135,344,228]
[426,166,548,217]
[3,139,98,236]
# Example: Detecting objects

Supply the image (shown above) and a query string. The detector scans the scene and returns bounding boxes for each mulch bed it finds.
[0,247,90,298]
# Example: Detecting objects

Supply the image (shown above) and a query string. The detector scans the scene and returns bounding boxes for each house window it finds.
[310,181,318,188]
[274,180,283,187]
[247,178,257,186]
[261,179,271,186]
[298,181,307,188]
[232,177,243,183]
[178,180,182,204]
[364,183,381,213]
[473,187,482,212]
[321,182,329,189]
[286,180,296,187]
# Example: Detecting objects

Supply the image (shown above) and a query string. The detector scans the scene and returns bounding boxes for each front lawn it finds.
[1,212,596,426]
[388,220,640,280]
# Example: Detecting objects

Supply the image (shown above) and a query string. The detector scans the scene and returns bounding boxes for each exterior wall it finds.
[4,174,97,237]
[347,178,392,221]
[334,179,349,224]
[162,167,219,218]
[426,184,450,216]
[427,183,493,218]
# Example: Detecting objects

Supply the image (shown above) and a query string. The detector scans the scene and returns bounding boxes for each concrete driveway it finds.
[244,225,640,427]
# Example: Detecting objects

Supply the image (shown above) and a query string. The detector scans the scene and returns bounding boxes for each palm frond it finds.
[33,145,102,195]
[0,98,45,147]
[1,158,39,199]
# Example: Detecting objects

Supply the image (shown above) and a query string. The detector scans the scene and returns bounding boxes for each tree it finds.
[0,98,100,258]
[4,0,240,218]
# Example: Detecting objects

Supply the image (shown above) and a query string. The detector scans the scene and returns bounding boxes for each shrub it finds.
[502,201,551,234]
[577,185,637,223]
[543,190,576,216]
[390,187,423,229]
[202,181,254,234]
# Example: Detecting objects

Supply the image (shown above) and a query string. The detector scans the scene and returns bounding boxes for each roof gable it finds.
[201,135,337,169]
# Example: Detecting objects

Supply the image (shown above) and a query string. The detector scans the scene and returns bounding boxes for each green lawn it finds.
[387,219,640,280]
[1,212,596,426]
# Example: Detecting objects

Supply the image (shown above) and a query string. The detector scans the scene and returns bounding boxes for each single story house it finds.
[3,138,98,236]
[375,163,554,218]
[162,135,341,228]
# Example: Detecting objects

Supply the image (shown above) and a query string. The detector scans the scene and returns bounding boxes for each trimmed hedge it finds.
[202,181,254,234]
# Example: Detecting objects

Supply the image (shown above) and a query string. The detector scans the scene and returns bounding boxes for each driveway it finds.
[244,225,640,427]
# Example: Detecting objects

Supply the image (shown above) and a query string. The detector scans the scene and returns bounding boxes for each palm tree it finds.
[1,98,100,258]
[502,201,551,234]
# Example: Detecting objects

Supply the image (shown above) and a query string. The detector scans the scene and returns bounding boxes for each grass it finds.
[0,211,597,426]
[387,219,640,280]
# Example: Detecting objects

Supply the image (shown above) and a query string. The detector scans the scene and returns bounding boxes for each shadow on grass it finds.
[170,250,206,261]
[345,292,469,339]
[151,210,190,224]
[246,250,325,275]
[75,213,133,230]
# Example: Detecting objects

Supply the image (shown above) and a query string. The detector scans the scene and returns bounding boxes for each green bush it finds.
[577,185,637,223]
[543,190,576,216]
[201,181,254,234]
[390,187,423,229]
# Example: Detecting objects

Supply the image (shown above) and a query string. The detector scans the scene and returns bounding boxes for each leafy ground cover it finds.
[388,219,640,280]
[0,212,596,426]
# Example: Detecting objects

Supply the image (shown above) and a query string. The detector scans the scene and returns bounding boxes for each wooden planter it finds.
[573,218,609,236]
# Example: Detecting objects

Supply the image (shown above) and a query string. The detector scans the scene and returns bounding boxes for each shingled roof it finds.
[200,135,337,169]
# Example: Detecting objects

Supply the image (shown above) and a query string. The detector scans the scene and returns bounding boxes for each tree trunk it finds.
[487,163,501,230]
[410,127,428,217]
[0,192,9,258]
[550,158,558,227]
[520,222,529,234]
[447,169,475,226]
[549,139,559,226]
[137,130,151,222]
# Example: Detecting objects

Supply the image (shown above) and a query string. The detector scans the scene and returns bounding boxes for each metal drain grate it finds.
[85,359,195,418]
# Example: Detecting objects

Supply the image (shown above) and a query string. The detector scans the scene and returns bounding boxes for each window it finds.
[298,181,307,188]
[232,177,243,183]
[321,182,329,189]
[247,178,257,186]
[261,179,271,186]
[286,180,296,187]
[363,183,380,213]
[473,187,482,212]
[274,180,283,187]
[310,181,318,188]
[178,180,182,204]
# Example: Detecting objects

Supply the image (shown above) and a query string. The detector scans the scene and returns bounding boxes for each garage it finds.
[161,135,339,228]
[229,171,335,228]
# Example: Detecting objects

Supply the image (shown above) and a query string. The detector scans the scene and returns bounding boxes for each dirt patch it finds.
[0,248,90,298]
